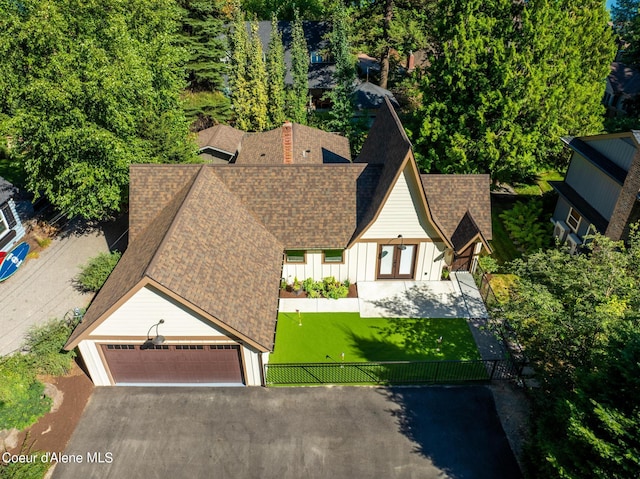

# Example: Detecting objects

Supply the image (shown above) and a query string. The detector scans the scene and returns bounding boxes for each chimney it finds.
[282,122,293,164]
[407,51,415,72]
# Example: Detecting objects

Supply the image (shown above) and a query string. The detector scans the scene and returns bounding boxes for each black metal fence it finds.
[472,265,499,307]
[265,358,520,386]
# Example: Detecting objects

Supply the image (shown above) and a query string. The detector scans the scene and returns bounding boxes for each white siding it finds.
[282,251,350,283]
[415,241,446,281]
[361,167,439,240]
[78,341,111,386]
[0,199,26,253]
[90,285,228,338]
[241,346,263,386]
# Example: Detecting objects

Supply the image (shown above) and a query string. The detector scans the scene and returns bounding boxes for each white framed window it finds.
[322,249,344,264]
[0,210,8,239]
[566,208,581,233]
[285,250,306,263]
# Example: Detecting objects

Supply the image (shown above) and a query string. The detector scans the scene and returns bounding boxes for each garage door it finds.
[101,344,244,385]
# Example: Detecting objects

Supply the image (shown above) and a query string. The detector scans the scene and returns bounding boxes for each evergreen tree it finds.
[412,0,614,182]
[325,2,356,136]
[178,0,227,91]
[287,9,309,124]
[266,15,286,127]
[229,8,253,130]
[247,20,269,130]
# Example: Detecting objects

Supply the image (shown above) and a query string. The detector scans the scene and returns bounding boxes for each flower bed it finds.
[279,277,358,299]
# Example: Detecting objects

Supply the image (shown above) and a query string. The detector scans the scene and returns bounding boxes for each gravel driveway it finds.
[0,217,127,356]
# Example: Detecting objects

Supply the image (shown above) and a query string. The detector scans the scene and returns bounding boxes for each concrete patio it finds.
[279,272,488,320]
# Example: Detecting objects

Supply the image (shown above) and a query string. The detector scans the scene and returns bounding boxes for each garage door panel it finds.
[101,344,244,384]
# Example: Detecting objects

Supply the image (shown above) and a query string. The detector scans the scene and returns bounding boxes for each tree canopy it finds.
[498,231,640,478]
[411,0,615,182]
[1,0,195,219]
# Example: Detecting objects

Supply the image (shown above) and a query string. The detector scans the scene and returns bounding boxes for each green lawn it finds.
[269,312,480,364]
[513,169,564,196]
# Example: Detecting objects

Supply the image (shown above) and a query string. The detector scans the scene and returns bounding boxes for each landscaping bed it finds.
[279,281,358,299]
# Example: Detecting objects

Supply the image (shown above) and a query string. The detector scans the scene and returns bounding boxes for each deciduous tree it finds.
[1,0,194,219]
[498,230,640,478]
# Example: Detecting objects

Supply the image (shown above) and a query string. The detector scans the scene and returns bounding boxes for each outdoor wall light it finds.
[398,234,407,251]
[381,235,406,258]
[141,319,165,350]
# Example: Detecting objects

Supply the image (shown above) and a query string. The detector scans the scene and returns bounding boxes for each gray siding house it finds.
[550,131,640,252]
[0,176,25,252]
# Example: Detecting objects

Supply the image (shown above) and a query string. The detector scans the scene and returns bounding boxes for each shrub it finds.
[23,318,79,376]
[478,255,499,274]
[0,355,51,431]
[76,251,121,292]
[0,451,50,479]
[499,200,551,253]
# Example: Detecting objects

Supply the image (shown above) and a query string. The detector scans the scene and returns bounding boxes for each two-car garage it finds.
[100,344,245,385]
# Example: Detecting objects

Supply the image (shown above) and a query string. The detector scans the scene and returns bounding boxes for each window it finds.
[567,208,582,232]
[285,250,306,263]
[322,249,344,263]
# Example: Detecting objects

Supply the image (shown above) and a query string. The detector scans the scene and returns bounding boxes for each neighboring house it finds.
[196,124,244,163]
[197,121,351,164]
[64,99,492,387]
[550,131,640,252]
[352,81,399,125]
[0,177,25,253]
[604,62,640,117]
[252,21,335,108]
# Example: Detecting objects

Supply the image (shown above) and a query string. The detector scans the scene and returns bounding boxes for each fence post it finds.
[489,360,498,380]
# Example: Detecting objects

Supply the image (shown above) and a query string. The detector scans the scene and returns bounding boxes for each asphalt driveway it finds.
[52,386,521,479]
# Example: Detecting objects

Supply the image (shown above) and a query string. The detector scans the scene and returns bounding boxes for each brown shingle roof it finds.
[197,124,245,154]
[420,174,493,251]
[147,167,283,350]
[213,164,367,249]
[235,124,351,165]
[352,98,450,246]
[129,165,201,241]
[66,165,284,352]
[66,176,195,347]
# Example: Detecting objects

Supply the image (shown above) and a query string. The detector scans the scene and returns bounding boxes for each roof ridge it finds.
[147,164,205,275]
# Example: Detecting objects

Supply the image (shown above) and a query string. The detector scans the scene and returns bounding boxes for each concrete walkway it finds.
[0,218,127,356]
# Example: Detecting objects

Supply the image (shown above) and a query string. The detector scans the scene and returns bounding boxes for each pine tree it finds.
[246,20,269,131]
[266,15,286,127]
[287,9,309,124]
[229,8,252,130]
[178,0,227,92]
[325,2,356,136]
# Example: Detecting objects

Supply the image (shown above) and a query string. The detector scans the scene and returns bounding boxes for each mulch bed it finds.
[279,283,358,299]
[9,362,94,456]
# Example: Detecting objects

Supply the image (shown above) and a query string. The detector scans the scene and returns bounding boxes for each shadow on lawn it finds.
[344,319,480,362]
[364,283,468,318]
[379,386,523,479]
